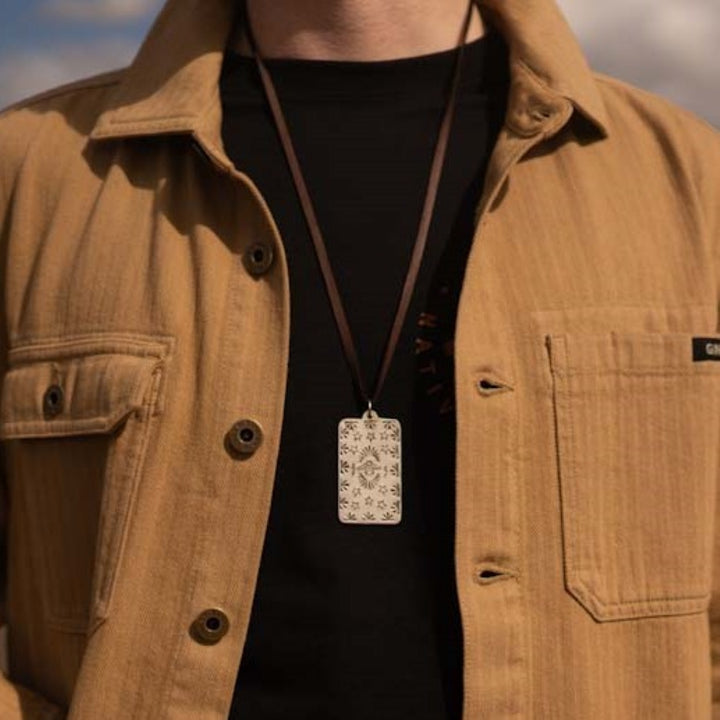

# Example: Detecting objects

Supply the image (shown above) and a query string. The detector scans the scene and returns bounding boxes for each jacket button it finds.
[244,241,275,276]
[226,419,263,457]
[43,384,64,417]
[190,608,229,645]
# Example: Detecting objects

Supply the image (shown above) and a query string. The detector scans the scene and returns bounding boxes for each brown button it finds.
[43,384,64,418]
[226,419,263,457]
[244,241,275,276]
[190,608,229,645]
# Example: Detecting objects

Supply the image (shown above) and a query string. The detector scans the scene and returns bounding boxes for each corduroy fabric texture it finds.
[0,0,719,718]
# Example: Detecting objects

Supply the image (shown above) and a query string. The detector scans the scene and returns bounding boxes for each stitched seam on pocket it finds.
[2,334,176,434]
[88,364,165,633]
[557,339,604,609]
[557,336,583,597]
[3,415,132,437]
[562,367,713,608]
[6,334,176,634]
[550,332,715,620]
[7,332,174,363]
[573,575,710,606]
[557,367,720,377]
[42,364,165,635]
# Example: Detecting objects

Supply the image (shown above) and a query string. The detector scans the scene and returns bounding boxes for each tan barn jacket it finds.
[1,0,719,718]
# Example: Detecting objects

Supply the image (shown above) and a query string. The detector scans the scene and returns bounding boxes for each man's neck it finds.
[232,0,486,61]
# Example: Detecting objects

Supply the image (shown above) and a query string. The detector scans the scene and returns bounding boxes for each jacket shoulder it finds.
[0,69,127,203]
[592,71,720,222]
[0,68,125,118]
[592,70,719,151]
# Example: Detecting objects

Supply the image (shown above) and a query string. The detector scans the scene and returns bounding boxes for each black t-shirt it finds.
[219,28,510,720]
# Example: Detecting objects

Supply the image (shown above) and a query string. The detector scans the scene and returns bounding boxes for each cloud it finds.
[557,0,718,126]
[40,0,158,23]
[0,39,137,110]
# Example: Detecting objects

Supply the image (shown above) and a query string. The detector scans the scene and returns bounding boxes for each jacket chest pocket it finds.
[0,336,170,635]
[545,331,720,621]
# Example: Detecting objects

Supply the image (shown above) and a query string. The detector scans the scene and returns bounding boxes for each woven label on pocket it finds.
[692,337,720,362]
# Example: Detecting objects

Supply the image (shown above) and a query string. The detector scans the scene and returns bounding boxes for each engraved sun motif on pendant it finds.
[356,446,382,490]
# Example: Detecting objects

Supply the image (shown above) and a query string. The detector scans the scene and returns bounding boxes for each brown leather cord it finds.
[241,0,477,410]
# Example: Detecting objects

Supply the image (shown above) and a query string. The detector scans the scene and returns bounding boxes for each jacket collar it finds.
[89,0,610,148]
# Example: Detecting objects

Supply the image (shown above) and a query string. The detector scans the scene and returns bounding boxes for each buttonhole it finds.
[479,379,502,390]
[474,563,518,585]
[478,569,502,579]
[476,377,513,395]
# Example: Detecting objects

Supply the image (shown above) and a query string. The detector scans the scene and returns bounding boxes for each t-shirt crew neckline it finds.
[221,28,509,104]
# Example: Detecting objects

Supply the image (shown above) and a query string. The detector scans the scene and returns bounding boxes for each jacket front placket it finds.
[452,59,574,718]
[170,114,294,715]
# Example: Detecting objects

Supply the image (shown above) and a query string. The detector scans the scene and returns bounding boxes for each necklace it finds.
[240,0,476,525]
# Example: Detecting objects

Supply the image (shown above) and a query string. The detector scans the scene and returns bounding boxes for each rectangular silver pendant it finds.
[338,409,402,525]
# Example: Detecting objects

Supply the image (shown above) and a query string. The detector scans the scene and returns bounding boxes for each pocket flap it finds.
[0,353,162,440]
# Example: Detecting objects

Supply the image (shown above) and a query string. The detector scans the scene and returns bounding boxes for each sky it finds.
[0,0,717,127]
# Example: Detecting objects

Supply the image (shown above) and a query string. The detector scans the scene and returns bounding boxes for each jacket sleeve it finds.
[709,123,720,720]
[0,353,67,720]
[0,108,66,720]
[0,480,66,720]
